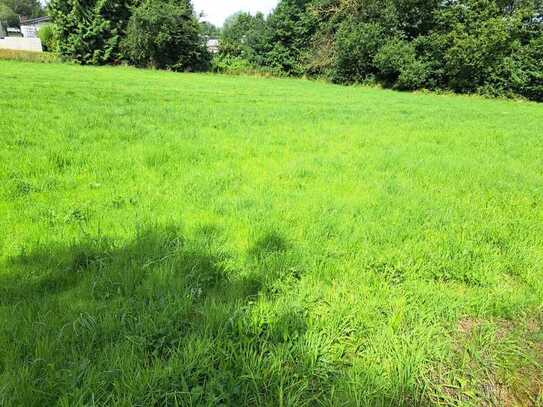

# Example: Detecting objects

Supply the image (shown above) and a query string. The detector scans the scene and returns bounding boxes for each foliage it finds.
[218,0,543,100]
[49,0,210,70]
[211,55,255,74]
[373,38,430,89]
[1,60,543,405]
[122,0,209,71]
[0,0,44,26]
[264,0,315,75]
[200,20,219,37]
[0,2,17,27]
[38,24,57,52]
[218,1,315,76]
[211,54,281,76]
[333,21,387,83]
[510,35,543,101]
[48,0,137,65]
[219,11,269,66]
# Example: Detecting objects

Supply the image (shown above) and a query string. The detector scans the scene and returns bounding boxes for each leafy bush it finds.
[374,38,429,90]
[218,1,315,77]
[219,12,268,65]
[396,59,430,90]
[49,0,137,64]
[510,36,543,102]
[412,34,448,89]
[374,39,414,82]
[211,55,255,74]
[122,0,209,71]
[444,19,511,93]
[263,0,315,76]
[38,24,57,52]
[333,21,387,83]
[211,54,281,76]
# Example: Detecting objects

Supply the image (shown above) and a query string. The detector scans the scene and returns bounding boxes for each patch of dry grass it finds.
[0,49,59,63]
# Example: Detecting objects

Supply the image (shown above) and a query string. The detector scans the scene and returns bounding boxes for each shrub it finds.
[263,0,315,76]
[219,11,268,65]
[38,24,57,52]
[396,59,430,90]
[510,36,543,101]
[374,39,415,84]
[444,18,512,93]
[122,0,209,71]
[333,21,387,84]
[49,0,137,65]
[373,38,430,89]
[211,55,255,74]
[211,54,281,77]
[412,34,448,89]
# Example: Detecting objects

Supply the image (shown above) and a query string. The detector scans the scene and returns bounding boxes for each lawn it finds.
[0,60,542,406]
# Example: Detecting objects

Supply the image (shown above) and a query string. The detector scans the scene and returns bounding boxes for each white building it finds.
[207,38,219,54]
[0,17,49,51]
[20,16,51,38]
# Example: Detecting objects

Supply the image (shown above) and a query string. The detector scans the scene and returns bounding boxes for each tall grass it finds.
[0,49,59,63]
[0,60,542,405]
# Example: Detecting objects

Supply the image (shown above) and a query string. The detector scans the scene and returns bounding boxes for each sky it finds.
[193,0,279,27]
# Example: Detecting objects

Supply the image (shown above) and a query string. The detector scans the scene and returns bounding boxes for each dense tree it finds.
[264,0,315,75]
[49,0,138,64]
[0,3,18,27]
[0,0,44,26]
[122,0,209,71]
[219,12,268,65]
[49,0,209,68]
[46,0,543,100]
[200,20,219,37]
[218,0,543,100]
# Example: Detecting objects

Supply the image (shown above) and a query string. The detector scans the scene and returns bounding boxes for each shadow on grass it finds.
[0,225,432,406]
[0,225,349,406]
[1,226,188,305]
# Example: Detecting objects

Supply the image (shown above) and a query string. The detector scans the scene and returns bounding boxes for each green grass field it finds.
[1,60,542,406]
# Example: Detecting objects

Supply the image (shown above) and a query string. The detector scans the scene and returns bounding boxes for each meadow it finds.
[0,60,542,406]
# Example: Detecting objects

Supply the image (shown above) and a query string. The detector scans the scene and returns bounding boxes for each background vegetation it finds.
[0,0,43,27]
[1,60,542,405]
[3,0,540,100]
[122,0,209,71]
[47,0,207,69]
[216,0,543,101]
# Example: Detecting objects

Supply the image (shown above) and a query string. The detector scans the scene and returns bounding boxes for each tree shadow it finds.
[1,226,190,306]
[0,225,427,405]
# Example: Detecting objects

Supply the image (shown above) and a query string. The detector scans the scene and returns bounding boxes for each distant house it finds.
[0,16,48,51]
[206,38,219,54]
[6,27,23,37]
[19,16,51,38]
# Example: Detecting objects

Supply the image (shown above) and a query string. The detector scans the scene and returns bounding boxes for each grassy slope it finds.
[0,60,542,406]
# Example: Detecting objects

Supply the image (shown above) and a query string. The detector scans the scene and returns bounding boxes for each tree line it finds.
[2,0,541,100]
[218,0,543,101]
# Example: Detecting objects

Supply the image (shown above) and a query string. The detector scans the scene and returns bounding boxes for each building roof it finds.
[20,16,51,26]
